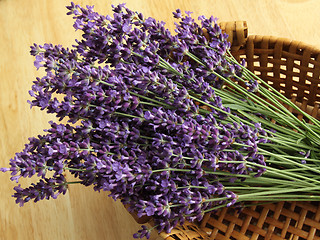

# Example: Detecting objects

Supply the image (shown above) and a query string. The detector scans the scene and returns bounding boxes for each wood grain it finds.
[0,0,320,239]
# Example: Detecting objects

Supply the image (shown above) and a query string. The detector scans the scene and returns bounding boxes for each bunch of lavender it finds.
[2,3,320,239]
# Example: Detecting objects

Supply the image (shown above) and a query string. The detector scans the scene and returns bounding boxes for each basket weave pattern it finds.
[199,202,320,240]
[155,21,320,240]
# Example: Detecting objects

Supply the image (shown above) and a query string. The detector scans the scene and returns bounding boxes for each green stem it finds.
[258,147,320,175]
[237,186,320,201]
[246,162,319,186]
[64,167,88,172]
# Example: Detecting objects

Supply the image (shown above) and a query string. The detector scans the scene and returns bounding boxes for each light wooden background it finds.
[1,0,320,239]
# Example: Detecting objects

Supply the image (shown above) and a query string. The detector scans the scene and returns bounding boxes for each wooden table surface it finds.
[1,0,320,239]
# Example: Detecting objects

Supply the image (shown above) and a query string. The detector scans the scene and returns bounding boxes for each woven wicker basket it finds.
[133,21,320,240]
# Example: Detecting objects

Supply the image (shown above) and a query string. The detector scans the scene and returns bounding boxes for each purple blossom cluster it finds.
[1,3,270,238]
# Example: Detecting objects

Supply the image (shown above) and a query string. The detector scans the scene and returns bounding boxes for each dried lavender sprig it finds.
[12,175,71,207]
